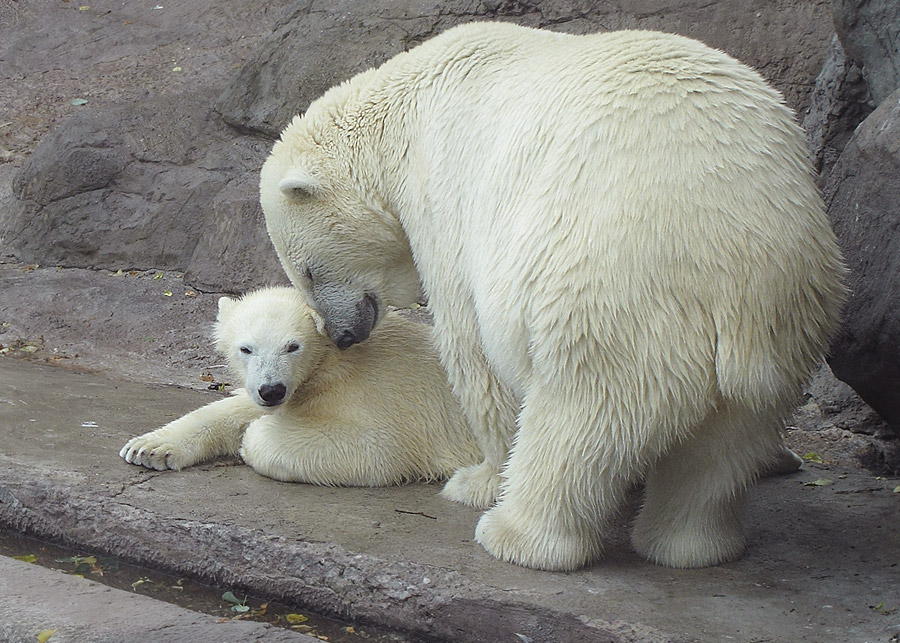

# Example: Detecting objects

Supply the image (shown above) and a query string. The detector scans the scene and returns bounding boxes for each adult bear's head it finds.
[259,115,421,350]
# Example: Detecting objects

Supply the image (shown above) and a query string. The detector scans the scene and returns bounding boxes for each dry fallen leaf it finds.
[131,576,152,590]
[286,613,309,624]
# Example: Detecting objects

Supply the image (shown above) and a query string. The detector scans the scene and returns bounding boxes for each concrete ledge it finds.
[1,358,898,642]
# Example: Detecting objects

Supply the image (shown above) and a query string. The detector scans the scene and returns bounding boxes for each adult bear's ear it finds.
[279,170,322,199]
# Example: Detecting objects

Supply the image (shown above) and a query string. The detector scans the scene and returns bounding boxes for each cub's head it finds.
[215,287,327,408]
[259,114,421,350]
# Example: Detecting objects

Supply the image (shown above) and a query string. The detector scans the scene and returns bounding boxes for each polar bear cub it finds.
[120,287,480,485]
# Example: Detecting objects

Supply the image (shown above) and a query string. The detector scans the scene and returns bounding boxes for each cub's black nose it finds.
[258,383,287,405]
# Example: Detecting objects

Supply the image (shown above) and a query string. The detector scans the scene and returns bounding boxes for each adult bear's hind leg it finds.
[631,403,782,568]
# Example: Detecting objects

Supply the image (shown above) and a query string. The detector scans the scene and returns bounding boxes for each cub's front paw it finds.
[440,461,501,509]
[475,502,601,571]
[120,435,188,471]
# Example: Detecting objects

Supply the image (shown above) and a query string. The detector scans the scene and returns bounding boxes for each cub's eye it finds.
[305,265,314,281]
[239,346,252,355]
[286,342,300,354]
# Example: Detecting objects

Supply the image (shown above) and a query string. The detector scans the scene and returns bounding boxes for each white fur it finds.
[259,23,846,570]
[120,287,480,485]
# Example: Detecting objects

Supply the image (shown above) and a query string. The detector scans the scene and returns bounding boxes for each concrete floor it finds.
[0,357,898,642]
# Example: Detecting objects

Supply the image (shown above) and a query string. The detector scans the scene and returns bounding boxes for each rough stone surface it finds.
[0,258,222,388]
[0,0,282,158]
[826,87,900,440]
[804,0,900,185]
[0,356,898,643]
[9,95,228,265]
[3,92,288,292]
[0,1,287,293]
[792,363,899,473]
[218,0,832,139]
[802,35,873,182]
[833,0,900,107]
[185,169,290,293]
[800,0,900,430]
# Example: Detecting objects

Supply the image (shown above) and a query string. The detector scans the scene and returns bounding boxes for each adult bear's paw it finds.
[474,502,602,571]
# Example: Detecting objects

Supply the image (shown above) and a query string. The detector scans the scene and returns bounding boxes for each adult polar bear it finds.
[259,23,846,571]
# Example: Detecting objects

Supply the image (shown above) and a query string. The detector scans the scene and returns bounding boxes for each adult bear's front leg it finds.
[474,386,642,571]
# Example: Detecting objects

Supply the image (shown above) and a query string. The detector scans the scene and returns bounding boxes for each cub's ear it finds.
[217,296,237,320]
[279,170,322,199]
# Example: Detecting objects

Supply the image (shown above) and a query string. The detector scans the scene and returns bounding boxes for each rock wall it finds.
[2,0,899,455]
[217,0,832,139]
[1,0,834,292]
[825,92,900,432]
[803,0,900,444]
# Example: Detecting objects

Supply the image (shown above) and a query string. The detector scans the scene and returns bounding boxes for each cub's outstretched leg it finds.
[120,390,262,471]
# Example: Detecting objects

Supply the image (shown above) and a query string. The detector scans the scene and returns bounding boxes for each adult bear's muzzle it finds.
[312,283,379,349]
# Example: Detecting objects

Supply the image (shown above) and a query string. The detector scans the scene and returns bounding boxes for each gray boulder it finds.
[8,93,223,271]
[832,0,900,107]
[826,87,900,434]
[804,0,900,184]
[185,170,288,293]
[806,0,900,438]
[803,36,872,182]
[3,93,283,293]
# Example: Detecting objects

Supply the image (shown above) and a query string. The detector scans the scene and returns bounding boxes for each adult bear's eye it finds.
[240,346,252,355]
[305,264,314,281]
[286,342,300,353]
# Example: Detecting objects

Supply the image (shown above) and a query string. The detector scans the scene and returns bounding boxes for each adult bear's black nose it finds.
[258,383,287,406]
[333,330,358,350]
